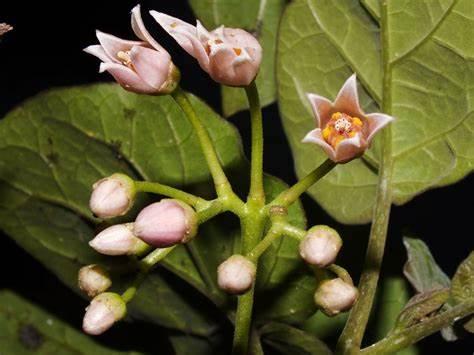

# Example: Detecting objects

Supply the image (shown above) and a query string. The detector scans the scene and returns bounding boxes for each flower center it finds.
[322,112,363,148]
[117,51,132,66]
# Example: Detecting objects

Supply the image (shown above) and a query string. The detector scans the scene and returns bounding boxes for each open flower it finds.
[84,5,179,95]
[150,11,262,87]
[303,74,394,163]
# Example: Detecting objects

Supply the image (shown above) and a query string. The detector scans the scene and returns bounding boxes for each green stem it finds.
[248,226,282,261]
[269,159,335,209]
[121,246,176,303]
[232,214,266,355]
[135,180,204,207]
[172,87,232,197]
[245,81,265,203]
[336,2,393,353]
[361,302,474,355]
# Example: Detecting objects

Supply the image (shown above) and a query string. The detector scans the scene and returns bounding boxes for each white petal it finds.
[302,129,337,161]
[334,134,366,163]
[99,62,156,94]
[83,45,113,63]
[131,5,165,51]
[149,11,197,53]
[365,113,395,143]
[334,74,364,118]
[307,93,333,128]
[96,30,144,63]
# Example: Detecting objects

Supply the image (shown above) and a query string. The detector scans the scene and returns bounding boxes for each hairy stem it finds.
[172,87,232,197]
[232,213,266,355]
[336,1,394,352]
[269,159,335,209]
[134,180,204,207]
[245,81,265,203]
[361,302,474,354]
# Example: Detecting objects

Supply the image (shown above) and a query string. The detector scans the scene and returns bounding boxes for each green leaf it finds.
[260,322,332,355]
[395,288,450,329]
[277,0,474,223]
[189,0,286,117]
[0,290,140,354]
[451,251,474,304]
[402,237,450,293]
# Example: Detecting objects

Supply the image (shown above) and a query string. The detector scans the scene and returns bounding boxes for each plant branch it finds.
[172,87,233,197]
[134,180,204,207]
[268,159,335,209]
[245,81,265,204]
[361,302,474,355]
[336,2,394,352]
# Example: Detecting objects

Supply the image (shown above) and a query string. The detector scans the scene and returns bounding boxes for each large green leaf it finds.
[0,290,140,354]
[277,0,474,223]
[189,0,286,117]
[0,84,313,339]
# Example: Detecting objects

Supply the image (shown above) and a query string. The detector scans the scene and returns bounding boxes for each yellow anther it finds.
[117,51,132,66]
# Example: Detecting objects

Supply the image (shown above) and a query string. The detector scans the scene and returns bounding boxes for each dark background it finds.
[1,0,473,354]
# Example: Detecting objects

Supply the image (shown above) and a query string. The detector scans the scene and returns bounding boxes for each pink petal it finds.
[221,28,262,68]
[99,62,156,94]
[302,129,337,161]
[365,113,395,143]
[150,11,210,70]
[131,5,165,51]
[307,93,333,128]
[83,45,113,63]
[96,30,145,64]
[333,74,365,118]
[334,134,366,163]
[196,20,212,43]
[130,45,171,89]
[208,45,257,86]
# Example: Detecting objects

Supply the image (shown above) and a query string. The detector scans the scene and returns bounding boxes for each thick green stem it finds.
[232,213,266,355]
[336,2,393,353]
[172,87,232,197]
[269,159,335,209]
[134,180,204,207]
[361,302,474,355]
[245,81,265,203]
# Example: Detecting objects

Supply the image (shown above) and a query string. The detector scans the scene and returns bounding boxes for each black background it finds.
[1,0,473,354]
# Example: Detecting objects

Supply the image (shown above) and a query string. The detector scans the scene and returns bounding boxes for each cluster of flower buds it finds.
[84,5,262,94]
[299,225,358,316]
[217,255,256,295]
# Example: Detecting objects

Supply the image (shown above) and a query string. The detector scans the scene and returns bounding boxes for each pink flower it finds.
[150,11,262,87]
[303,74,394,163]
[84,5,179,95]
[134,199,198,248]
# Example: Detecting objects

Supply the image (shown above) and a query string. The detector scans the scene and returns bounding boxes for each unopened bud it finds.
[314,278,358,317]
[78,264,112,297]
[299,225,342,267]
[217,255,256,295]
[134,199,198,247]
[83,292,126,335]
[89,173,136,219]
[89,223,148,256]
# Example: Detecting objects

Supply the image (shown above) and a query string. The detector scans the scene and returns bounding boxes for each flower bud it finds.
[314,278,358,317]
[83,292,126,335]
[134,199,198,248]
[78,264,112,298]
[299,225,342,267]
[89,223,148,256]
[217,255,256,295]
[89,173,135,219]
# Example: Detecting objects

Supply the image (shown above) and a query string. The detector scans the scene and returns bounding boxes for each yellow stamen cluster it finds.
[322,112,363,148]
[117,51,132,66]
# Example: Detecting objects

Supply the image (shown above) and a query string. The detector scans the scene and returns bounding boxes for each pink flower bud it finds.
[314,278,358,317]
[0,23,13,36]
[134,199,198,247]
[78,264,112,298]
[83,292,126,335]
[89,223,148,256]
[217,255,256,295]
[84,5,180,95]
[150,12,262,87]
[299,225,342,267]
[89,173,135,219]
[303,74,394,163]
